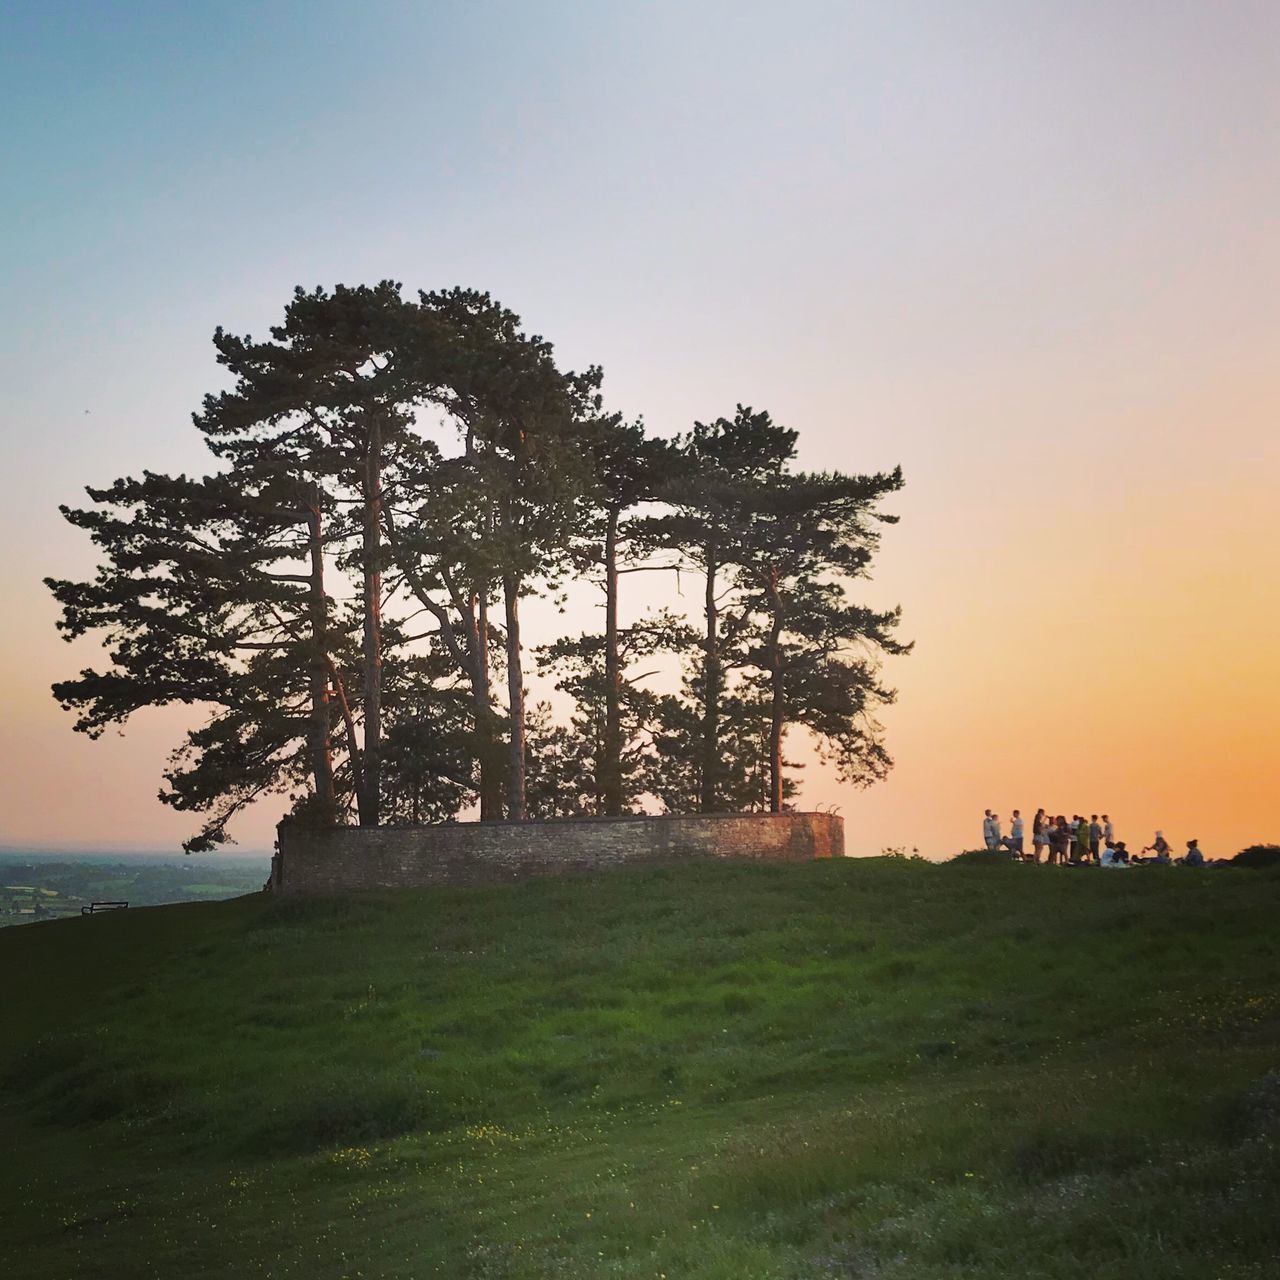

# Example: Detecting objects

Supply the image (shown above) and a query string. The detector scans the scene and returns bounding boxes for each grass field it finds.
[1,857,1278,1278]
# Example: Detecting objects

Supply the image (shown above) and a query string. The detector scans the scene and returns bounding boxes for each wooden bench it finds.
[81,901,129,915]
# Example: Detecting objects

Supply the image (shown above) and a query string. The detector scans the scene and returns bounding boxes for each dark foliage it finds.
[48,289,908,842]
[1232,844,1280,868]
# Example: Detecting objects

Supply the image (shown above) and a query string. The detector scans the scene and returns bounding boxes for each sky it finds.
[1,1,1277,857]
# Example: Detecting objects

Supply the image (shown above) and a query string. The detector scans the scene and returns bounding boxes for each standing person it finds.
[1051,815,1071,866]
[1073,817,1090,864]
[982,809,997,850]
[991,812,1004,852]
[1032,809,1048,863]
[1009,809,1025,859]
[1102,814,1114,846]
[1088,815,1102,862]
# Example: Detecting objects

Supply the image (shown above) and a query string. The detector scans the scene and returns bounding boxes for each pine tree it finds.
[641,412,908,813]
[406,288,601,820]
[734,470,909,810]
[46,469,351,849]
[566,416,678,814]
[48,287,910,840]
[382,441,508,818]
[196,281,434,826]
[639,407,797,810]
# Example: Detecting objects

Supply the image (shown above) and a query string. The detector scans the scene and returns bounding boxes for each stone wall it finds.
[273,812,843,894]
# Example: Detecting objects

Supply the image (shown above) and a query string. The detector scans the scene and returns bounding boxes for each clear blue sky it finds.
[3,2,1278,853]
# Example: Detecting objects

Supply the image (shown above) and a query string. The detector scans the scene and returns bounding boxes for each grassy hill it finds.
[1,857,1277,1279]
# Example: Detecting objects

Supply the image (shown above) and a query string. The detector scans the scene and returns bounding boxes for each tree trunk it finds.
[469,587,505,820]
[503,573,526,821]
[600,506,624,816]
[326,659,364,811]
[767,569,786,814]
[305,488,337,821]
[699,544,720,812]
[360,413,383,826]
[461,428,504,819]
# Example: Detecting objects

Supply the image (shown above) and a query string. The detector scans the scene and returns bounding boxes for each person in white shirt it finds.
[1009,810,1025,858]
[1102,814,1114,844]
[1088,815,1102,861]
[1100,840,1131,868]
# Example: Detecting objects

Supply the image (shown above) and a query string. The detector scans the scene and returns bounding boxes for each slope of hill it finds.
[1,858,1277,1279]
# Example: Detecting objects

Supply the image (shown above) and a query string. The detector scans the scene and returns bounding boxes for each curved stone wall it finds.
[273,812,843,894]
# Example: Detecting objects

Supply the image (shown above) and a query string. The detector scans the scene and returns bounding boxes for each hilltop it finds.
[2,858,1278,1278]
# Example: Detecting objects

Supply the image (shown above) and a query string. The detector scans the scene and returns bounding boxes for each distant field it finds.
[0,855,269,927]
[1,857,1277,1278]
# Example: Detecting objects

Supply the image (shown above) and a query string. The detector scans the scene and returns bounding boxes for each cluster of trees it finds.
[47,283,908,850]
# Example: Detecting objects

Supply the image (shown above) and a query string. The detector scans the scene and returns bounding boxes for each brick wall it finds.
[273,812,843,894]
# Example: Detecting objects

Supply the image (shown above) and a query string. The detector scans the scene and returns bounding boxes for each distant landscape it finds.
[0,854,270,927]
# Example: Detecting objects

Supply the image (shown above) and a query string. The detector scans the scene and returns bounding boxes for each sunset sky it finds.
[1,1,1277,857]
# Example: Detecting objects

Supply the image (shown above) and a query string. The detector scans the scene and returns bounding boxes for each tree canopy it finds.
[47,283,908,845]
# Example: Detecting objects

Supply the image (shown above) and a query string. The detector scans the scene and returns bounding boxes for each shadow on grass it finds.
[239,1071,459,1155]
[3,1032,183,1128]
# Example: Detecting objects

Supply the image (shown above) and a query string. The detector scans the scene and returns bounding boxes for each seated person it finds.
[1139,832,1172,864]
[1100,841,1132,868]
[1182,839,1205,867]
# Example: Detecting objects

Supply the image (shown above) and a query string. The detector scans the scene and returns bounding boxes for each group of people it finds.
[981,810,1212,867]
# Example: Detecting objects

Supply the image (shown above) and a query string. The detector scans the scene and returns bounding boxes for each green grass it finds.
[1,857,1277,1279]
[180,882,247,897]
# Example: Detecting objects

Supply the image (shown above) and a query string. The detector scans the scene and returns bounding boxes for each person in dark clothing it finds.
[1050,816,1072,866]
